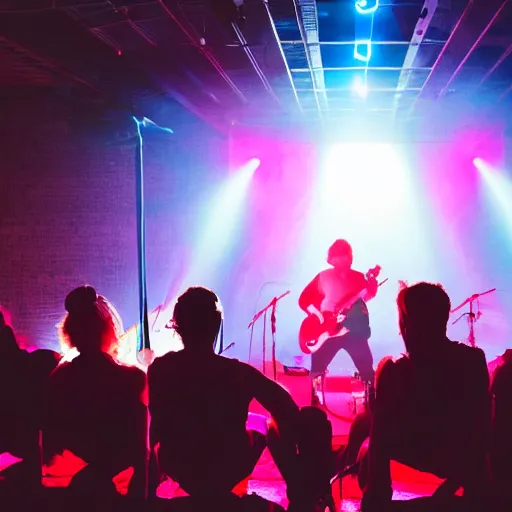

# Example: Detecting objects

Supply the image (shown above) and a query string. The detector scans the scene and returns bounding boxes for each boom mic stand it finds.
[133,117,173,367]
[451,288,496,347]
[248,291,290,381]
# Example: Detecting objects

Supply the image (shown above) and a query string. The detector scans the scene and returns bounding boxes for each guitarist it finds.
[298,239,379,405]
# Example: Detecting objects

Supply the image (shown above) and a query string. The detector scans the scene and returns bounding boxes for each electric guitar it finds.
[298,266,381,355]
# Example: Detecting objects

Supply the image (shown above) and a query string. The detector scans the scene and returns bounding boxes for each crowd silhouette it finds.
[0,282,511,511]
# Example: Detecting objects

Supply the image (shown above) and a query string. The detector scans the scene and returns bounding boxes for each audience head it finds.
[172,286,222,350]
[59,286,121,356]
[327,239,353,271]
[375,356,394,390]
[397,282,451,356]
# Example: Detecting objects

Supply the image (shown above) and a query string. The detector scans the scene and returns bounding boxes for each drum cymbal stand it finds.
[248,291,290,381]
[451,288,496,348]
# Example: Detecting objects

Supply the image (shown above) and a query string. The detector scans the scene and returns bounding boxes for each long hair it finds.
[58,286,123,357]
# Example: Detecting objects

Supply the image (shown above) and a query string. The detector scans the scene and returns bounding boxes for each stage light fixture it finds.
[355,0,379,15]
[473,157,483,166]
[354,40,372,62]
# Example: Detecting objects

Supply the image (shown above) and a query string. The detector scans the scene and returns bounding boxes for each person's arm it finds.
[245,364,300,436]
[298,274,324,320]
[361,359,395,510]
[361,274,379,302]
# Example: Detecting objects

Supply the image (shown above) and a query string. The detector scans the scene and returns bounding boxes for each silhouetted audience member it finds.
[1,313,31,485]
[361,282,491,510]
[148,286,333,511]
[490,349,512,504]
[44,286,147,507]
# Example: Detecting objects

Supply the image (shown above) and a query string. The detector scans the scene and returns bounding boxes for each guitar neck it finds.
[336,291,365,314]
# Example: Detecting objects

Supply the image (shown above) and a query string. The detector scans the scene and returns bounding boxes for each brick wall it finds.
[0,91,227,350]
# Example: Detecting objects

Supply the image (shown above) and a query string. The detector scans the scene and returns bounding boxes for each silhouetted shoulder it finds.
[233,358,263,376]
[117,361,146,395]
[448,341,487,364]
[149,350,178,373]
[29,349,61,376]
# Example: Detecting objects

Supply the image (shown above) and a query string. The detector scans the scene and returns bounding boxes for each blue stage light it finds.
[355,0,379,15]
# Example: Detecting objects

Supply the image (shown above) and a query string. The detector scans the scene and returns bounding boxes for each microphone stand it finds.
[451,288,496,348]
[133,117,173,368]
[248,290,290,381]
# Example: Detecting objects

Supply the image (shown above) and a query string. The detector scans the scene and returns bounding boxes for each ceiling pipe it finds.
[416,0,509,103]
[477,43,512,88]
[230,21,281,105]
[157,0,247,104]
[498,83,512,102]
[263,0,302,111]
[438,0,510,97]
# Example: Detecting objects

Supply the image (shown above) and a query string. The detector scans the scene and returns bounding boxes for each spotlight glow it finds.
[477,159,512,239]
[183,158,259,286]
[353,75,368,98]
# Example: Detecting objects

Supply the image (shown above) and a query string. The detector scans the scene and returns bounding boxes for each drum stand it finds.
[248,291,290,381]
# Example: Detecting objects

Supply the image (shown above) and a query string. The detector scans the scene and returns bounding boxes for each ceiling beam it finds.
[292,66,432,72]
[417,0,511,101]
[281,40,446,46]
[394,0,438,117]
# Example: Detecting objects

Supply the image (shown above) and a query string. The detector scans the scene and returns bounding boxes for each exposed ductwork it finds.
[292,0,327,117]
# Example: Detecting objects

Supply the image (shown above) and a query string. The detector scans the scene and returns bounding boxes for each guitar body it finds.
[299,313,348,354]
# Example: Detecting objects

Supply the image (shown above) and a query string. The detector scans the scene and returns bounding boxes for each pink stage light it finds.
[473,157,484,169]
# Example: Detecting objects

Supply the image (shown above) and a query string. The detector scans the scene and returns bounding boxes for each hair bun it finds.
[65,285,98,314]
